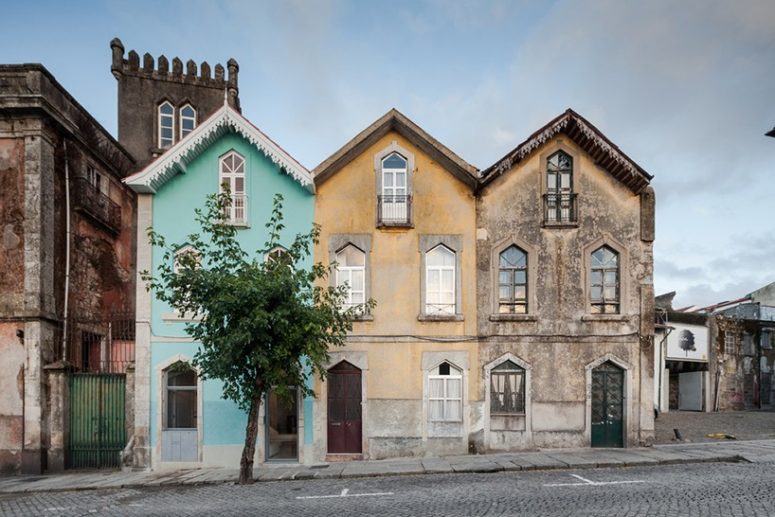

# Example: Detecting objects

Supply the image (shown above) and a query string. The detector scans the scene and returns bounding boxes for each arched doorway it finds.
[591,361,624,448]
[327,361,362,454]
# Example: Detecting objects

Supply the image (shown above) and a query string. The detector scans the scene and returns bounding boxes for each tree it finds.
[143,192,368,484]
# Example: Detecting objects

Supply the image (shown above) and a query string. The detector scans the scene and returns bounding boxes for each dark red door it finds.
[327,361,362,454]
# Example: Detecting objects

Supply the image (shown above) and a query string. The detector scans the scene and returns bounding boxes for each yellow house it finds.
[312,109,480,460]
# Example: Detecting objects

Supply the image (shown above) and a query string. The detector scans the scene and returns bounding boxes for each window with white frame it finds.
[425,245,456,316]
[335,244,365,309]
[265,246,291,266]
[219,151,247,225]
[428,362,462,422]
[498,245,528,314]
[158,101,175,148]
[379,152,410,225]
[590,245,619,313]
[179,104,196,139]
[173,245,200,274]
[86,164,109,197]
[490,360,525,415]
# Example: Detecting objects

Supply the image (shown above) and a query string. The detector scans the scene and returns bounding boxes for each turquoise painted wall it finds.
[148,130,315,451]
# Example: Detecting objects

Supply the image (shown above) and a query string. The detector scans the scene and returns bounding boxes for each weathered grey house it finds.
[475,110,656,450]
[0,64,137,474]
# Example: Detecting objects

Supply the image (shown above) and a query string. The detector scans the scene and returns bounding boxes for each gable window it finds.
[378,152,411,226]
[428,362,462,422]
[158,101,175,148]
[174,245,200,274]
[544,150,577,224]
[219,151,247,225]
[335,244,365,309]
[265,246,291,266]
[490,360,525,415]
[425,245,456,316]
[590,245,619,313]
[179,104,196,139]
[498,245,527,314]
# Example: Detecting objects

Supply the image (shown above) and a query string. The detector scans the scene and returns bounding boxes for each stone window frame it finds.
[483,353,532,437]
[421,351,469,439]
[489,235,538,322]
[581,234,629,321]
[155,354,204,465]
[328,234,373,321]
[157,99,176,149]
[179,102,197,140]
[374,141,415,228]
[218,149,248,227]
[538,141,580,228]
[418,235,463,321]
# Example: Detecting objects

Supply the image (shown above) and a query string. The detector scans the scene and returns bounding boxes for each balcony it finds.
[72,177,122,233]
[223,194,248,226]
[377,195,412,227]
[543,192,578,226]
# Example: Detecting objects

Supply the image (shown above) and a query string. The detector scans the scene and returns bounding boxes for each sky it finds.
[2,0,774,308]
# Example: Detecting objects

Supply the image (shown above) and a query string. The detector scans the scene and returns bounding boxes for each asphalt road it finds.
[1,461,774,516]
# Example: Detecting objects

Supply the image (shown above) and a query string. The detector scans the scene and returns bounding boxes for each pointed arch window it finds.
[335,244,366,308]
[590,245,619,313]
[498,245,528,314]
[179,104,196,139]
[545,150,577,224]
[158,101,175,148]
[490,360,525,415]
[425,245,456,316]
[379,152,410,225]
[428,362,462,422]
[219,151,247,225]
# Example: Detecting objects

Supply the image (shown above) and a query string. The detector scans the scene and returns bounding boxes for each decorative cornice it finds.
[124,105,313,194]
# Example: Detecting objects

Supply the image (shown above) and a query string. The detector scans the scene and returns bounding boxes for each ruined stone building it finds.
[0,64,136,474]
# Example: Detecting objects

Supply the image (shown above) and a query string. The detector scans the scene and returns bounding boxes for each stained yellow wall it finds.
[314,130,479,399]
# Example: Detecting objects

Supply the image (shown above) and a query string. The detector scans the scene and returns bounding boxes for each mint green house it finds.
[125,104,315,468]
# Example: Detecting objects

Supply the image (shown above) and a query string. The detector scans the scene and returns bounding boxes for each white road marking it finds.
[544,473,646,487]
[296,489,394,500]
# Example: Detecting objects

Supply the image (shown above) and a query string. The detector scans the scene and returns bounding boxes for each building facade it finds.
[0,64,137,474]
[125,104,315,468]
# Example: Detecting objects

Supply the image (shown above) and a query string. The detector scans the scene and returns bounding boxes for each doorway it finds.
[327,361,362,454]
[265,388,298,461]
[591,361,624,448]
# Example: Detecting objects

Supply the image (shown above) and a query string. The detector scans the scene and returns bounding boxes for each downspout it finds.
[61,140,72,362]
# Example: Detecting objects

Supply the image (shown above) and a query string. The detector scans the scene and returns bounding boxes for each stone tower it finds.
[110,38,241,167]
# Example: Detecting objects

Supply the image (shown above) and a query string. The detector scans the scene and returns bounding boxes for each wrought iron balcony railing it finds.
[543,192,578,225]
[378,194,412,227]
[72,177,122,233]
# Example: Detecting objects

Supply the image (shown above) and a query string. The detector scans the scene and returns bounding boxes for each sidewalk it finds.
[2,439,774,494]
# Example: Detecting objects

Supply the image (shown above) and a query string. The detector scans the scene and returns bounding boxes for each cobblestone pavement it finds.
[1,461,774,516]
[655,410,775,444]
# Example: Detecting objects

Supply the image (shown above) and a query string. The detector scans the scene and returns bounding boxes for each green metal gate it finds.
[591,362,624,448]
[68,374,126,469]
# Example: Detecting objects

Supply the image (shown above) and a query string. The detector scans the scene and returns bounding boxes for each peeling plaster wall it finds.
[476,136,655,449]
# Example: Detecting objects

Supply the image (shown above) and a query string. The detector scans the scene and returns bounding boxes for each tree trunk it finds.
[238,390,263,484]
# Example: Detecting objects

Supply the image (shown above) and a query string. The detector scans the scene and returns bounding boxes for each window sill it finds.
[542,221,579,229]
[352,314,374,322]
[489,314,537,322]
[162,312,202,322]
[418,314,464,322]
[377,223,413,231]
[581,314,629,322]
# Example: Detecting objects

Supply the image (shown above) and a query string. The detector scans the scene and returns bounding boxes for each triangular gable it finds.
[480,109,652,193]
[124,104,313,193]
[314,108,479,189]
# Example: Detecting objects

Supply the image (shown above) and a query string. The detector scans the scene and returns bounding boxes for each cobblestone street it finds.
[655,410,775,444]
[2,461,775,516]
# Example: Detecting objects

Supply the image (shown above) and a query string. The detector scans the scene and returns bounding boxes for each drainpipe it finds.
[61,140,72,362]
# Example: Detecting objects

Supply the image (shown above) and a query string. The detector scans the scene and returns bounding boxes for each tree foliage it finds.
[143,191,369,482]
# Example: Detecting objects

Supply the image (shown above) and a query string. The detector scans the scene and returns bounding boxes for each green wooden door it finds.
[591,362,624,448]
[69,374,126,468]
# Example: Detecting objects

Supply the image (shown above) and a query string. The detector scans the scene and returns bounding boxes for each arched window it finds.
[179,104,197,139]
[219,151,247,225]
[591,245,619,313]
[498,245,528,314]
[428,362,462,422]
[335,244,365,308]
[158,101,175,148]
[545,150,575,224]
[265,246,291,266]
[490,360,525,415]
[165,363,197,429]
[379,152,409,225]
[425,245,455,316]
